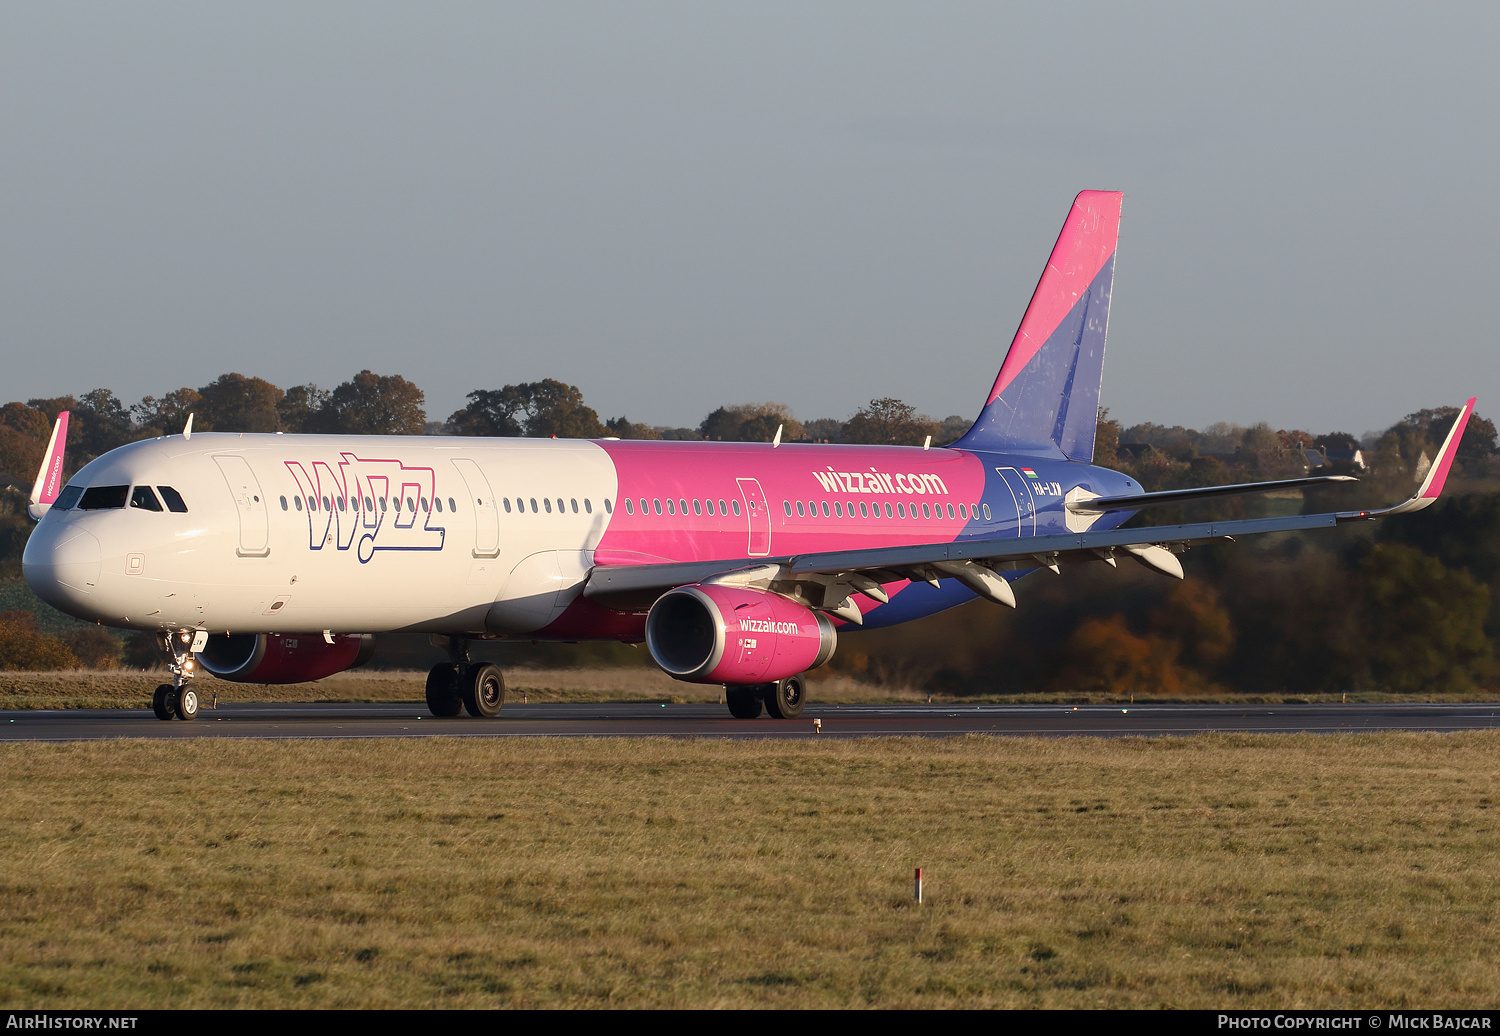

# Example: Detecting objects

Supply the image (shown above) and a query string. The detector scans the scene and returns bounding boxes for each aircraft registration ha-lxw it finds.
[22,191,1477,721]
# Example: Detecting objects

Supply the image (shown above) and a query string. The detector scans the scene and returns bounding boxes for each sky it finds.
[2,2,1496,438]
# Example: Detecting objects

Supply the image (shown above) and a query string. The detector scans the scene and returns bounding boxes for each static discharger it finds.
[915,867,924,904]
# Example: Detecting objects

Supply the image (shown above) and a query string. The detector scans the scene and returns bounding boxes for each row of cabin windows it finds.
[281,493,456,514]
[623,497,741,518]
[502,496,611,515]
[783,499,993,521]
[617,493,993,523]
[52,484,189,513]
[278,493,615,517]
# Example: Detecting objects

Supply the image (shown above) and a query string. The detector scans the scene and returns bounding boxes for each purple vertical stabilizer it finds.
[953,190,1122,462]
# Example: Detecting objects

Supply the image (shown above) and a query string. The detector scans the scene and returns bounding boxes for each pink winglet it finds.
[35,411,69,504]
[26,411,69,521]
[1419,397,1475,500]
[986,190,1123,405]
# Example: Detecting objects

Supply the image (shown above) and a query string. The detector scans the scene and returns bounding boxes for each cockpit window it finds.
[52,485,84,511]
[157,486,188,513]
[78,485,129,510]
[130,486,164,512]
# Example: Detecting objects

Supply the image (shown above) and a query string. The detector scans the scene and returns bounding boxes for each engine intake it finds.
[198,633,376,684]
[645,584,836,685]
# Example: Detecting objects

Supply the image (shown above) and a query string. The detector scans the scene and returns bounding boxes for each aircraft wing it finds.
[1071,474,1356,512]
[583,398,1476,621]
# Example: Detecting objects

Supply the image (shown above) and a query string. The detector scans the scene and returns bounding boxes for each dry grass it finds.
[0,733,1497,1008]
[2,668,1494,711]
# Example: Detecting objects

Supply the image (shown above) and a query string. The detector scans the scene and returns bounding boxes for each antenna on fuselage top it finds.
[923,435,932,450]
[772,424,783,448]
[183,413,194,441]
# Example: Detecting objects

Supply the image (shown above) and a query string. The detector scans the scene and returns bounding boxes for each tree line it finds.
[0,370,972,487]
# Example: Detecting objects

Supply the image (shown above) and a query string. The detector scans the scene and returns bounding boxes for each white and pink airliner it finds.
[21,192,1476,722]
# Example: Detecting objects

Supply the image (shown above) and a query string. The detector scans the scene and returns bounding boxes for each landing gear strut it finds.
[724,674,807,720]
[153,629,206,721]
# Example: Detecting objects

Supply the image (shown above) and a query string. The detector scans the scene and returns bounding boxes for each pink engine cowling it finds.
[645,584,836,685]
[198,632,376,684]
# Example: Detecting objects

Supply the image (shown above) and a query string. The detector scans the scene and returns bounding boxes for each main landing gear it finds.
[425,662,506,718]
[153,629,207,721]
[725,674,807,720]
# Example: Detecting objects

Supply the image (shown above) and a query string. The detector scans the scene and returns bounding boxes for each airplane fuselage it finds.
[23,432,1138,639]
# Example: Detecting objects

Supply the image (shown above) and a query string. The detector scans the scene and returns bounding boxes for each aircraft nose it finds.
[23,526,103,612]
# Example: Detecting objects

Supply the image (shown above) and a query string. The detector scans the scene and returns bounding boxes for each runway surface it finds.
[1,701,1499,741]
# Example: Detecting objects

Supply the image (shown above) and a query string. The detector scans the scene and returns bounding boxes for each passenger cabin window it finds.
[78,485,128,510]
[130,486,163,512]
[52,485,84,510]
[504,498,512,513]
[586,499,594,514]
[625,499,634,515]
[602,499,611,514]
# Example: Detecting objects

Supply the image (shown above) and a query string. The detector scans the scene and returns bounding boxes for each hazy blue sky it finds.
[2,2,1495,436]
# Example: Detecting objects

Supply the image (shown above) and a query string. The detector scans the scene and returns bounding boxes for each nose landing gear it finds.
[153,629,207,721]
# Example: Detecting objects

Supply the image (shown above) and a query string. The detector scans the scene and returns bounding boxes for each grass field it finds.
[0,732,1497,1008]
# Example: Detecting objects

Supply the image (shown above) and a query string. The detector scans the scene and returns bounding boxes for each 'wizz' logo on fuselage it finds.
[285,454,445,564]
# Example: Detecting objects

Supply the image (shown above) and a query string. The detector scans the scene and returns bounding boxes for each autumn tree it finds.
[1347,543,1494,693]
[0,402,50,477]
[841,398,937,446]
[276,384,331,433]
[698,403,804,442]
[604,416,661,439]
[195,373,283,433]
[1094,407,1121,465]
[447,380,605,438]
[316,371,427,435]
[446,389,524,437]
[513,380,607,438]
[0,612,78,671]
[132,388,202,437]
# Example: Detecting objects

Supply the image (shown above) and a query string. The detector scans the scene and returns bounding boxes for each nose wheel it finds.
[152,629,207,721]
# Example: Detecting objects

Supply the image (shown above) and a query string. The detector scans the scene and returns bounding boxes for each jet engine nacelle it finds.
[197,632,376,684]
[645,584,836,685]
